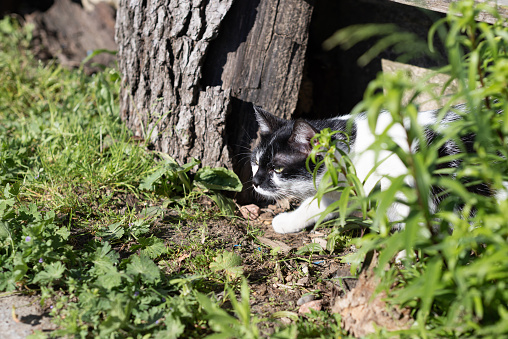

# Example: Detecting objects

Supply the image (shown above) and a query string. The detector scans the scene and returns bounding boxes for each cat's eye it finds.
[273,167,284,173]
[255,159,259,165]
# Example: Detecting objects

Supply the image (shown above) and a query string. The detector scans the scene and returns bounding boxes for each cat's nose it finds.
[252,174,261,187]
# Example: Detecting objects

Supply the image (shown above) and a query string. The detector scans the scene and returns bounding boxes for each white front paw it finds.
[272,212,307,234]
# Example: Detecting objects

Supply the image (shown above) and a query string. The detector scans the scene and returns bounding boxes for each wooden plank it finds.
[386,0,508,23]
[381,60,458,111]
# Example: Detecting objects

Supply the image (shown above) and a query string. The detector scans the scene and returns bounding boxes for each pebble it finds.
[301,263,309,275]
[279,317,292,325]
[297,294,315,306]
[311,237,327,248]
[298,300,323,315]
[239,204,261,220]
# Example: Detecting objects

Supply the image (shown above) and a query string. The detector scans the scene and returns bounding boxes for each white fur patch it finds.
[495,182,508,201]
[252,164,259,176]
[254,186,274,197]
[272,196,339,233]
[349,113,409,195]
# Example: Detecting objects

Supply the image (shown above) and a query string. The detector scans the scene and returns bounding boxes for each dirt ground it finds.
[0,294,57,338]
[154,198,359,328]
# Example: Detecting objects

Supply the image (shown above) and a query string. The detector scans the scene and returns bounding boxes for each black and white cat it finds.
[250,105,495,234]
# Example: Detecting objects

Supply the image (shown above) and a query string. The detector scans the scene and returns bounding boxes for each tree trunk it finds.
[115,0,313,200]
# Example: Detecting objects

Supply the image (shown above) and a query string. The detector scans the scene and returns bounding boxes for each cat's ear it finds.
[253,105,284,135]
[289,119,318,153]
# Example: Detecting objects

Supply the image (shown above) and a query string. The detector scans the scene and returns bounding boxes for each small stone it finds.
[277,199,291,210]
[279,317,292,325]
[297,294,315,306]
[240,204,261,220]
[298,300,323,315]
[312,238,327,248]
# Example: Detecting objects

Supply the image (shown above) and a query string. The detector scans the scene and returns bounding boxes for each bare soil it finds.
[155,197,359,326]
[0,294,57,338]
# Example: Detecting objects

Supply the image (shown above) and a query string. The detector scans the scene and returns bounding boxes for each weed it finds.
[316,0,508,336]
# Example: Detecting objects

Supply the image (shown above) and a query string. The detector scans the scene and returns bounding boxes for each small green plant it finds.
[314,0,508,336]
[197,278,261,339]
[139,156,242,215]
[209,250,244,280]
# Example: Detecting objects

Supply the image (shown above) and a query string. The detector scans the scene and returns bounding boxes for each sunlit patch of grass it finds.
[0,16,236,337]
[0,20,155,214]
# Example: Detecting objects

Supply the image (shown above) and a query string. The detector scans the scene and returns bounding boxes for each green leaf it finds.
[33,261,65,284]
[96,270,123,290]
[99,297,133,336]
[271,311,299,321]
[139,166,168,191]
[296,243,324,255]
[208,192,237,216]
[271,325,298,339]
[179,157,201,172]
[417,257,443,326]
[129,219,151,237]
[55,226,71,241]
[154,315,185,339]
[0,221,10,240]
[226,278,252,326]
[11,262,28,283]
[196,293,238,338]
[131,236,167,259]
[93,242,120,266]
[126,254,160,283]
[209,251,243,278]
[96,221,125,241]
[195,167,243,192]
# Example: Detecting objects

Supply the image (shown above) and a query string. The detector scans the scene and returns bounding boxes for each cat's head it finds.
[251,106,322,201]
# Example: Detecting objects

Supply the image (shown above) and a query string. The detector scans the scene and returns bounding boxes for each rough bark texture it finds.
[115,0,313,196]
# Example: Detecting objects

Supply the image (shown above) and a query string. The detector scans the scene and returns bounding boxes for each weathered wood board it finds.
[386,0,508,23]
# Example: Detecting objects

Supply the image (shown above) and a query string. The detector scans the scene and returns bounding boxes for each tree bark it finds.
[115,0,313,200]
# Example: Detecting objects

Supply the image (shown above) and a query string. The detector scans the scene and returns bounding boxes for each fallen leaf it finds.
[331,252,413,337]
